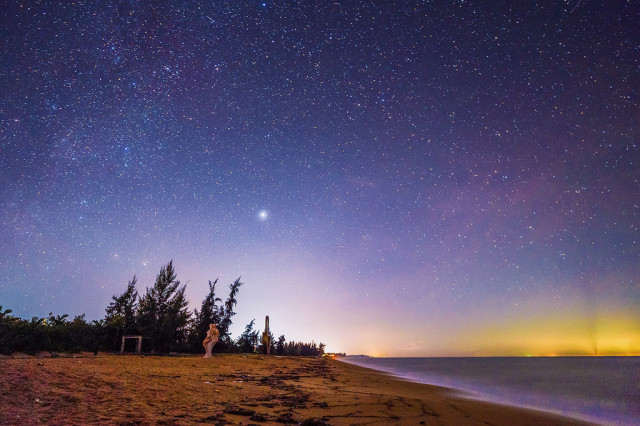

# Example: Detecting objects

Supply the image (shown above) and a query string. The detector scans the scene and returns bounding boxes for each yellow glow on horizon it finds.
[318,298,640,357]
[462,311,640,357]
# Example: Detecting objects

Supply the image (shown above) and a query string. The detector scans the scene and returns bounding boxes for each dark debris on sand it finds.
[206,359,336,425]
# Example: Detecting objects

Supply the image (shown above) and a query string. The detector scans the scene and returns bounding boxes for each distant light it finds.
[258,210,269,221]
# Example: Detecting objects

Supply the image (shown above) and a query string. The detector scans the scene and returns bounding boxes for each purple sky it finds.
[1,1,638,356]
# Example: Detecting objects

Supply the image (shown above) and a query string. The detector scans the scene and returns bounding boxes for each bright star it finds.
[258,210,269,221]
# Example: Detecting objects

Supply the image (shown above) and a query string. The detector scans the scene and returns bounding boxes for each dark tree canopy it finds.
[105,275,138,335]
[235,319,259,353]
[137,261,190,353]
[188,279,223,351]
[217,277,243,350]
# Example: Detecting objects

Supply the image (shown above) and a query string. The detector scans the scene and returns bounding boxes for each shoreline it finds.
[330,359,591,425]
[0,353,592,425]
[337,355,640,425]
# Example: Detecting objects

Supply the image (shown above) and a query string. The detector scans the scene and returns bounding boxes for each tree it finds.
[0,306,19,355]
[0,267,326,356]
[46,312,69,326]
[188,279,222,352]
[164,283,190,352]
[235,319,259,353]
[275,335,286,355]
[280,339,326,356]
[105,276,139,335]
[216,277,243,350]
[137,261,190,352]
[0,305,13,320]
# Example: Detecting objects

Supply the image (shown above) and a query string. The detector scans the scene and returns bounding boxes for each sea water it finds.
[340,356,640,425]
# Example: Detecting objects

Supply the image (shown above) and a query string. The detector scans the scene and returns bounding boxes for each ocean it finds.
[339,356,640,425]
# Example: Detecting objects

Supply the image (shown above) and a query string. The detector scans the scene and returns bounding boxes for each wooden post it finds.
[136,337,142,354]
[120,336,126,355]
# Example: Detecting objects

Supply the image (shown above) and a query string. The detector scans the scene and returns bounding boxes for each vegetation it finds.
[216,278,243,352]
[275,339,325,357]
[235,319,260,353]
[0,262,325,357]
[137,261,190,353]
[0,309,104,356]
[104,275,138,351]
[187,279,222,352]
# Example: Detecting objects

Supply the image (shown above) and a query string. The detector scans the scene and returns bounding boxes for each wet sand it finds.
[0,353,591,425]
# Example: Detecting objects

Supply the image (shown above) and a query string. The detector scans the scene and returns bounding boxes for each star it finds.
[258,210,269,221]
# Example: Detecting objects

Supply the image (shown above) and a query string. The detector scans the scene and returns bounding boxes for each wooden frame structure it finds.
[120,335,148,355]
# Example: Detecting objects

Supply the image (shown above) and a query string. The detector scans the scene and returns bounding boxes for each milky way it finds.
[1,1,638,355]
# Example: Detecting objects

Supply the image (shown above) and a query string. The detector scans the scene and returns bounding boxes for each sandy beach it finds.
[0,353,590,425]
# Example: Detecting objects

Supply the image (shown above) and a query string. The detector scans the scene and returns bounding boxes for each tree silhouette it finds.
[275,334,286,355]
[105,275,139,341]
[137,261,190,352]
[236,319,259,353]
[0,305,13,319]
[0,262,325,356]
[217,277,243,350]
[188,278,223,352]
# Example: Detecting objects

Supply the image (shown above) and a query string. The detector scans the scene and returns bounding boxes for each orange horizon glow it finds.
[324,307,640,357]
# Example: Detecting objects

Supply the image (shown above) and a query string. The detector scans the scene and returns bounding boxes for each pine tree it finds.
[217,277,243,350]
[188,279,223,352]
[236,319,259,353]
[137,261,190,352]
[105,275,139,335]
[275,335,286,355]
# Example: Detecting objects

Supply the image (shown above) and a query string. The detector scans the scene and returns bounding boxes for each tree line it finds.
[0,261,325,356]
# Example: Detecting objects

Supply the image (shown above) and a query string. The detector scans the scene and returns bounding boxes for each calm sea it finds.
[340,356,640,425]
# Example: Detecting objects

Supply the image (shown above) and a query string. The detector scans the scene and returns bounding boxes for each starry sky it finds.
[1,1,638,356]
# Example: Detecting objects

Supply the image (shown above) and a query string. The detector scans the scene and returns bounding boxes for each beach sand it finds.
[0,353,590,425]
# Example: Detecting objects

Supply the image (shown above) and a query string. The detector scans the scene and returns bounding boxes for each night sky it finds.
[1,1,638,356]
